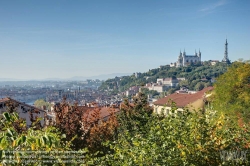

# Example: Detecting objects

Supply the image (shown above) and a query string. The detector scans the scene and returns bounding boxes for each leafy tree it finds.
[213,61,250,121]
[179,80,189,87]
[167,88,175,95]
[140,88,159,97]
[50,98,119,154]
[34,99,52,110]
[90,108,250,165]
[117,92,153,138]
[0,112,70,165]
[195,82,205,91]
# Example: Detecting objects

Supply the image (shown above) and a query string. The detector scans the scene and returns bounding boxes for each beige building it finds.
[153,87,213,115]
[210,60,219,66]
[125,86,140,97]
[144,77,183,93]
[157,77,179,87]
[144,83,169,93]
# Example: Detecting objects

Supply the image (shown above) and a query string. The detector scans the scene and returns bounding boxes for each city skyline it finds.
[0,0,250,80]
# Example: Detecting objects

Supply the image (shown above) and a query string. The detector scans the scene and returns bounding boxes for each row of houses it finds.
[0,97,120,128]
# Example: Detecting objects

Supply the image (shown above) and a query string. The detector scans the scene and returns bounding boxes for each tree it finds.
[179,80,189,87]
[117,92,153,138]
[0,112,71,165]
[90,107,250,165]
[195,82,205,91]
[50,98,119,154]
[34,99,52,110]
[167,88,175,95]
[213,61,250,121]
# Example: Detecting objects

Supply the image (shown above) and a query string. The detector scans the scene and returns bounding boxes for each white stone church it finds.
[170,50,201,67]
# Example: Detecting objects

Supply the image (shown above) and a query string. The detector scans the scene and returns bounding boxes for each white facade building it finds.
[170,50,201,67]
[0,97,45,127]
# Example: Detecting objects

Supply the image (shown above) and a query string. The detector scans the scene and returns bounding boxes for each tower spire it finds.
[222,39,230,64]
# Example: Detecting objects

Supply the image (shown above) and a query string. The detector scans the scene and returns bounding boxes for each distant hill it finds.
[0,73,132,82]
[69,73,132,81]
[0,78,24,81]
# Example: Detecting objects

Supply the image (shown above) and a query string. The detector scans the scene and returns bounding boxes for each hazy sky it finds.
[0,0,249,80]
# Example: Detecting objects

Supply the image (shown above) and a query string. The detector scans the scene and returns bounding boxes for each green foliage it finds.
[118,92,153,137]
[167,88,176,95]
[0,112,71,165]
[99,62,229,93]
[140,88,159,97]
[195,82,205,91]
[34,99,52,110]
[90,109,250,165]
[213,61,250,121]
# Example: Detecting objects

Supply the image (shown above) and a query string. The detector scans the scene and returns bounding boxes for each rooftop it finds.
[153,87,213,108]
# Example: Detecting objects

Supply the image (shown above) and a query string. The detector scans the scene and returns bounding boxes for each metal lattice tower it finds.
[222,39,230,63]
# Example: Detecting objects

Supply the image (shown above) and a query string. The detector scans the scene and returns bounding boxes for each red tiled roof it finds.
[153,87,213,108]
[78,106,120,123]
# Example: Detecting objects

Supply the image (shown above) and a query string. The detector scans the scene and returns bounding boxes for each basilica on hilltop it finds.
[170,49,201,67]
[170,39,230,67]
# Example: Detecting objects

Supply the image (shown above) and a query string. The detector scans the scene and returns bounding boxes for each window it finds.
[166,109,169,115]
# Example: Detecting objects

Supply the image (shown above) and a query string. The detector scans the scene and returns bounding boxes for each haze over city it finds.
[0,0,249,80]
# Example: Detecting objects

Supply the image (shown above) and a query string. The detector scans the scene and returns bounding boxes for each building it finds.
[222,39,231,64]
[170,62,176,67]
[209,60,219,66]
[147,84,169,93]
[175,87,197,94]
[125,86,140,97]
[170,49,201,67]
[143,77,182,93]
[0,97,45,127]
[157,77,179,87]
[153,87,213,115]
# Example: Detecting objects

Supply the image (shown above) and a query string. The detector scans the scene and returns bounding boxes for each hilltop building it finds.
[209,60,219,66]
[142,77,184,93]
[171,49,201,67]
[222,39,231,64]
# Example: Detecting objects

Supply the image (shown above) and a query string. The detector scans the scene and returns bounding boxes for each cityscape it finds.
[0,39,230,107]
[0,0,250,165]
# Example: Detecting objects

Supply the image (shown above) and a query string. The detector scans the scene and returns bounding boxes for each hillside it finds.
[99,61,230,93]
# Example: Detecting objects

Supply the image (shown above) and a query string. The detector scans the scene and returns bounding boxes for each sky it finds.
[0,0,250,80]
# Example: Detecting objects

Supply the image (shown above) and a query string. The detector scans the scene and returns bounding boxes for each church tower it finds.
[198,49,201,61]
[222,39,230,64]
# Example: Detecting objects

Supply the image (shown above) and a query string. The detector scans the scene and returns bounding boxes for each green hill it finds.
[99,61,230,93]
